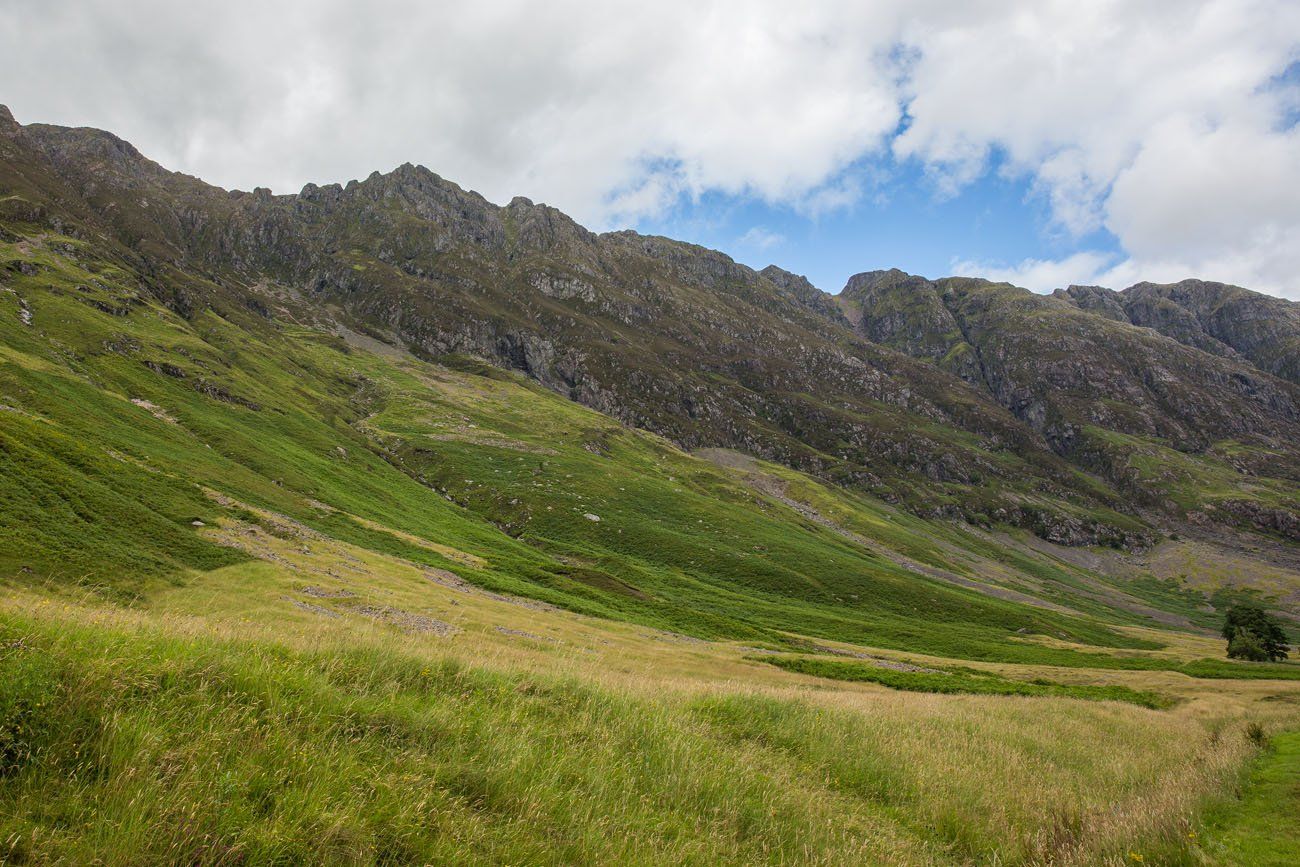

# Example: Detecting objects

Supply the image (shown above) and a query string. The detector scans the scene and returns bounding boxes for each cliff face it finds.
[1120,280,1300,385]
[1054,280,1300,385]
[848,273,1298,448]
[3,105,1299,548]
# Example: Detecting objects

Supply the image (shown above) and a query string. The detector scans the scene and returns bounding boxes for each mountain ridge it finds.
[3,105,1299,553]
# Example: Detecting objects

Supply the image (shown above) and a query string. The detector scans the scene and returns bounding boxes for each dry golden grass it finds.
[3,514,1293,864]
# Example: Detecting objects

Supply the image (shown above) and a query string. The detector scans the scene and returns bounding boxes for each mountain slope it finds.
[1058,279,1300,385]
[2,107,1160,547]
[4,107,1300,866]
[2,104,1299,627]
[0,214,1179,661]
[839,270,1300,544]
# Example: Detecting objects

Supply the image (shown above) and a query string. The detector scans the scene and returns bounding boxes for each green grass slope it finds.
[0,226,1210,666]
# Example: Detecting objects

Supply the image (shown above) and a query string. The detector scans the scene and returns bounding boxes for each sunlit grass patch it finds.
[754,654,1176,708]
[1198,730,1300,865]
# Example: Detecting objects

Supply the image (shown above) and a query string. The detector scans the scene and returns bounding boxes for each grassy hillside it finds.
[0,228,1197,659]
[3,218,1300,863]
[22,108,1300,558]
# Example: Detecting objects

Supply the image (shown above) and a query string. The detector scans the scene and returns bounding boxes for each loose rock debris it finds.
[357,605,458,636]
[494,625,558,643]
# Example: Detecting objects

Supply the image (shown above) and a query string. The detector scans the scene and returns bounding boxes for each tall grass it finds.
[0,609,936,865]
[1,603,1293,865]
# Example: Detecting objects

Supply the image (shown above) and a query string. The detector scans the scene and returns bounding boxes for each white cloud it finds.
[958,112,1300,300]
[1,1,1297,296]
[892,0,1300,296]
[0,0,906,227]
[950,251,1120,294]
[737,227,785,251]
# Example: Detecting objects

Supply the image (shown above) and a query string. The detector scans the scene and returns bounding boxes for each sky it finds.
[2,1,1299,298]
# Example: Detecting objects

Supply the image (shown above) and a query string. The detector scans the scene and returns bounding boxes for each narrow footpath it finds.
[1201,730,1300,865]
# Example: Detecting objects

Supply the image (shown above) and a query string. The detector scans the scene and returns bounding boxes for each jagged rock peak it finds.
[760,264,816,290]
[1119,279,1300,383]
[18,120,167,184]
[837,268,975,376]
[759,265,844,321]
[1053,285,1129,322]
[760,264,822,299]
[841,268,933,298]
[298,181,344,201]
[357,161,481,203]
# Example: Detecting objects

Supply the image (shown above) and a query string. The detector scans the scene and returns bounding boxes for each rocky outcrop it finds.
[759,265,846,323]
[1121,280,1300,385]
[1053,285,1130,323]
[846,271,1299,452]
[1054,280,1300,385]
[839,270,983,385]
[1212,500,1300,542]
[836,270,1300,528]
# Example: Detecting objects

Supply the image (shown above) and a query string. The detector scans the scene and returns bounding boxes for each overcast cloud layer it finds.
[3,0,1298,297]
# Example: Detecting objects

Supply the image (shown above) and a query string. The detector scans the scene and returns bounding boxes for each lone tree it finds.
[1222,603,1290,662]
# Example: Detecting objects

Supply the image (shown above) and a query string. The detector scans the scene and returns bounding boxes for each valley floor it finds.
[2,549,1298,865]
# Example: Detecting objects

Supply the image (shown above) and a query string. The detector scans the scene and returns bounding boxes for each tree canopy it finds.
[1222,603,1290,662]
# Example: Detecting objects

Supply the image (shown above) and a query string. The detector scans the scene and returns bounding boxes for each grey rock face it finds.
[1121,280,1300,384]
[1052,285,1130,322]
[836,269,1300,532]
[839,270,984,386]
[759,265,846,323]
